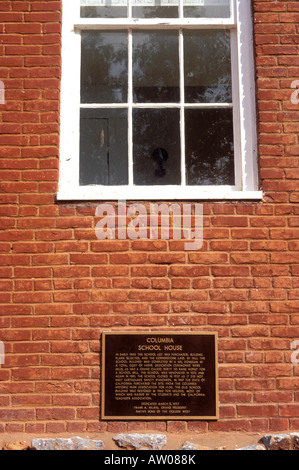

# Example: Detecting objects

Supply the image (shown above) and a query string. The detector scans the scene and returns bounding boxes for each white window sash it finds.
[58,0,262,201]
[80,0,231,6]
[74,18,236,29]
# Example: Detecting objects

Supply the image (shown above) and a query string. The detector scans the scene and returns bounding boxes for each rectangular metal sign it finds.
[101,332,218,420]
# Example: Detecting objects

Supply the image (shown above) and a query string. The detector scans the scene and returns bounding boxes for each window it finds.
[59,0,261,200]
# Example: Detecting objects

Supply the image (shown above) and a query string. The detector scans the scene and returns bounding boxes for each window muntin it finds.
[59,0,261,200]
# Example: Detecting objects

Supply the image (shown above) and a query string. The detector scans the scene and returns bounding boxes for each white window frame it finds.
[58,0,262,201]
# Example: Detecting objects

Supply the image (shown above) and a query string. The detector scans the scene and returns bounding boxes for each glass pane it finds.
[80,0,229,18]
[80,109,128,186]
[133,31,180,103]
[184,0,230,18]
[133,0,178,18]
[81,31,128,104]
[133,109,181,185]
[185,108,235,186]
[80,0,128,18]
[184,30,232,104]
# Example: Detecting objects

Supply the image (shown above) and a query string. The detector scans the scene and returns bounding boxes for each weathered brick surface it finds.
[0,0,299,434]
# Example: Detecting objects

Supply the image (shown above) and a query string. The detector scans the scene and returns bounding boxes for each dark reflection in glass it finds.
[81,31,128,103]
[184,0,230,18]
[133,31,180,103]
[80,108,128,186]
[133,108,181,185]
[81,5,127,18]
[185,108,235,186]
[184,30,232,103]
[133,5,178,18]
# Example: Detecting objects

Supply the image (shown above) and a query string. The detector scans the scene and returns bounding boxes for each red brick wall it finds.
[0,0,299,435]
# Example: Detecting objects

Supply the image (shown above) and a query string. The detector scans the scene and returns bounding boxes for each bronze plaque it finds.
[101,332,218,420]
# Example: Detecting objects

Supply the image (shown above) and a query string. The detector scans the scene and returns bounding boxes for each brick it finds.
[0,409,35,421]
[253,365,292,378]
[211,216,248,227]
[70,254,108,265]
[189,253,228,264]
[129,315,168,326]
[212,266,250,277]
[131,266,168,277]
[12,368,51,381]
[51,368,90,380]
[231,253,269,264]
[192,302,228,313]
[0,0,298,435]
[279,406,299,418]
[36,408,75,420]
[238,405,277,418]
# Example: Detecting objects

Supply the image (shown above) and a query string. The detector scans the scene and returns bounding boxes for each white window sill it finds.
[57,186,263,201]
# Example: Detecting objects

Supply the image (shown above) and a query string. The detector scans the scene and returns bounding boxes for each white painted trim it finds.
[236,0,258,192]
[79,102,233,108]
[75,18,236,29]
[179,27,186,186]
[230,0,236,25]
[59,0,81,194]
[80,0,230,6]
[59,0,260,201]
[57,186,263,201]
[230,27,242,190]
[128,28,133,186]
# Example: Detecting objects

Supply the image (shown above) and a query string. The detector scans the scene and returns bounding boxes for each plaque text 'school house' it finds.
[1,0,299,434]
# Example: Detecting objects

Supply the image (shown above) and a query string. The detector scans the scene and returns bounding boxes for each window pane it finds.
[133,0,178,18]
[184,30,232,104]
[184,0,230,18]
[81,31,128,104]
[80,109,128,186]
[133,109,181,185]
[80,0,128,18]
[133,31,180,103]
[185,108,235,186]
[80,0,229,18]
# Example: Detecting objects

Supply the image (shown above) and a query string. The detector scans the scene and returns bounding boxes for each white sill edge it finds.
[56,190,263,201]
